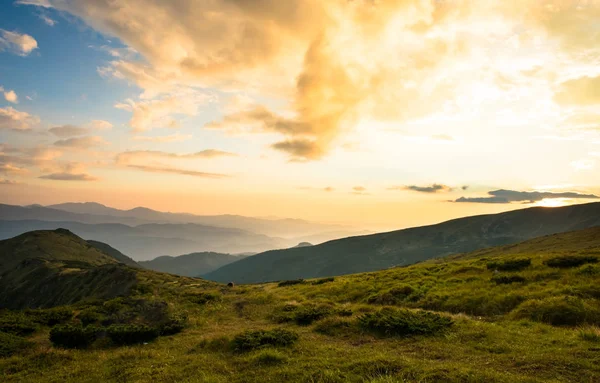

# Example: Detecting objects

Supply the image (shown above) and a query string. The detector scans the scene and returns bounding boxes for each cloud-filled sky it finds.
[0,0,599,230]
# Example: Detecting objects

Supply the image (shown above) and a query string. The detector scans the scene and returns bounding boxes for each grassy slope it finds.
[139,252,246,277]
[86,240,141,268]
[0,230,137,309]
[2,228,600,382]
[205,202,600,283]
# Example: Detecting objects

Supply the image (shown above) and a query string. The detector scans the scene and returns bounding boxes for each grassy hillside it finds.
[1,227,600,382]
[206,202,600,283]
[139,252,247,277]
[0,230,141,309]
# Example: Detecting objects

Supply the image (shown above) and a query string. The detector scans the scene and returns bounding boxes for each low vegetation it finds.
[2,227,600,382]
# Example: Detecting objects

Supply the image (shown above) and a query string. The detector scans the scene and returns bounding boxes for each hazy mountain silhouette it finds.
[140,252,248,277]
[205,202,600,283]
[0,220,291,260]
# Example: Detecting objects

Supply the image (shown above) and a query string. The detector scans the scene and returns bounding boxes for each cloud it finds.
[23,0,600,161]
[555,76,600,106]
[271,139,322,160]
[454,189,599,204]
[115,149,237,165]
[394,184,453,193]
[0,87,19,104]
[205,106,311,135]
[571,159,596,171]
[0,107,40,131]
[53,136,107,149]
[88,120,113,130]
[0,29,38,56]
[115,92,209,132]
[39,172,97,181]
[0,164,28,174]
[0,179,21,185]
[49,125,89,137]
[132,133,192,143]
[38,14,57,26]
[124,164,229,179]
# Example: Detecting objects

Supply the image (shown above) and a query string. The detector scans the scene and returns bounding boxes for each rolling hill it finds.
[0,229,139,309]
[2,226,600,382]
[206,202,600,283]
[139,252,248,277]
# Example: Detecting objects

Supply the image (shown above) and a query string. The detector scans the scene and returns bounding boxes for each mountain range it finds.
[205,202,600,283]
[139,252,248,277]
[0,203,369,260]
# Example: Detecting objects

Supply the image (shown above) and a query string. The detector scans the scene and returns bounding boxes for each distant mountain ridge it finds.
[139,252,248,277]
[205,202,600,283]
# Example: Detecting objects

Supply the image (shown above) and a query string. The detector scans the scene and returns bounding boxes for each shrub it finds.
[311,277,335,285]
[544,255,598,269]
[272,304,332,325]
[277,279,305,287]
[336,307,353,317]
[49,325,102,349]
[232,329,299,352]
[0,314,37,336]
[491,275,526,284]
[192,292,222,305]
[367,285,415,305]
[158,314,187,336]
[358,308,453,337]
[0,332,32,357]
[314,318,355,337]
[486,258,531,272]
[251,349,288,366]
[77,308,104,326]
[293,305,332,325]
[28,307,73,326]
[578,265,600,276]
[107,324,159,345]
[512,296,599,326]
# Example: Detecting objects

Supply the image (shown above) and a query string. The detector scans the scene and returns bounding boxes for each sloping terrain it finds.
[140,252,247,277]
[86,240,141,268]
[0,229,139,309]
[2,227,600,383]
[206,202,600,283]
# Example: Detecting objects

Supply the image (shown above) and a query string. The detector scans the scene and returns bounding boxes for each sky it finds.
[0,0,599,231]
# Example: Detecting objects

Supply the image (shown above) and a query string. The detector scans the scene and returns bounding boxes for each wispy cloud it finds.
[125,164,229,178]
[132,133,192,143]
[454,189,599,204]
[0,107,40,131]
[54,136,107,149]
[390,184,454,193]
[39,172,97,181]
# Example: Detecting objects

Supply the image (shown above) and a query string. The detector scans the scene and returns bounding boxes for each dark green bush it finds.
[272,304,332,325]
[293,305,332,325]
[0,332,32,357]
[77,308,104,326]
[158,314,187,336]
[314,318,355,337]
[367,285,415,305]
[232,329,299,352]
[107,324,159,345]
[358,308,453,337]
[0,313,37,336]
[28,307,73,326]
[544,255,598,269]
[192,292,222,305]
[311,277,335,285]
[277,279,305,287]
[512,296,600,326]
[49,325,102,349]
[487,258,531,272]
[491,275,526,284]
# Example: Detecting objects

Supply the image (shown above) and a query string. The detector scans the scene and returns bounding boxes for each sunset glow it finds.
[1,0,599,229]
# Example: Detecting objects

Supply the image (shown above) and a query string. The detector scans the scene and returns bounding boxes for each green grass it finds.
[2,229,600,382]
